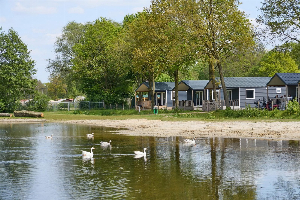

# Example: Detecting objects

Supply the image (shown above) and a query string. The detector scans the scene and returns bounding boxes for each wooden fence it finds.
[202,100,240,112]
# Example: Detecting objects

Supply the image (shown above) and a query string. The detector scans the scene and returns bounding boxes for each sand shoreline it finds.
[1,118,300,140]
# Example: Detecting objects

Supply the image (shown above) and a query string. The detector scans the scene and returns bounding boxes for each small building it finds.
[204,77,286,109]
[135,82,187,109]
[174,80,209,110]
[267,73,300,102]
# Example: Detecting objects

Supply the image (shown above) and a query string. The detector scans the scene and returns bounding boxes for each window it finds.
[211,90,219,100]
[171,91,175,100]
[227,90,232,101]
[246,89,255,99]
[276,88,281,94]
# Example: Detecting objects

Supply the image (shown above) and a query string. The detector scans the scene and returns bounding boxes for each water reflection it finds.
[0,123,300,199]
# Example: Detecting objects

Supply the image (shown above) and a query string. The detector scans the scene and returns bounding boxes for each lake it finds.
[0,122,300,199]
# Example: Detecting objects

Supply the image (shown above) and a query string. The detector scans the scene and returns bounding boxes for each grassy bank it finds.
[33,105,300,122]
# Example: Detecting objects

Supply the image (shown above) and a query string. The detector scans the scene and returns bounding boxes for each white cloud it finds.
[0,17,6,23]
[68,6,84,14]
[13,2,57,14]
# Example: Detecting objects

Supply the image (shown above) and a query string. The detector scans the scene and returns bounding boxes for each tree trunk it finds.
[209,59,217,101]
[0,113,12,117]
[150,75,156,110]
[174,69,179,109]
[14,110,44,118]
[217,62,229,108]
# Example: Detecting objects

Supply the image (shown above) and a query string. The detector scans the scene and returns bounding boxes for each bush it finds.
[285,100,300,115]
[26,93,50,112]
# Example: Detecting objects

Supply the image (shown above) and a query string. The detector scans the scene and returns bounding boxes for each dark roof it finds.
[267,73,300,86]
[181,80,209,90]
[136,82,175,91]
[223,77,271,88]
[205,77,271,89]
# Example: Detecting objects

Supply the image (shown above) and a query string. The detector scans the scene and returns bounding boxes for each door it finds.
[196,91,203,106]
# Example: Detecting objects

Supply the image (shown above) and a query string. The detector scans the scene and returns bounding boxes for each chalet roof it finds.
[267,73,300,86]
[135,82,175,92]
[205,77,271,89]
[176,80,209,91]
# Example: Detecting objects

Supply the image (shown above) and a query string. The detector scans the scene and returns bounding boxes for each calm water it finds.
[1,123,300,199]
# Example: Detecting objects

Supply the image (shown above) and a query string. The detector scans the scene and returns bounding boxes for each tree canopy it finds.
[0,28,37,112]
[47,21,87,99]
[72,18,133,103]
[258,0,300,43]
[249,50,299,77]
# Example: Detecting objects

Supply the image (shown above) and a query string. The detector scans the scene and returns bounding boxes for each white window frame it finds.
[276,88,281,94]
[246,89,255,99]
[171,91,175,100]
[211,90,219,100]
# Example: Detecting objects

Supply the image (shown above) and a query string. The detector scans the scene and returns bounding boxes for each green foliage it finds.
[258,0,300,43]
[0,28,37,112]
[46,74,67,100]
[285,100,300,115]
[47,21,87,99]
[223,42,266,77]
[72,18,133,104]
[220,106,282,118]
[249,50,299,77]
[73,109,152,116]
[26,93,51,112]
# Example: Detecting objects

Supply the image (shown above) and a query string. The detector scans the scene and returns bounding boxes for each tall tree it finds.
[191,0,255,107]
[126,11,167,109]
[149,0,199,108]
[46,74,67,100]
[0,28,37,112]
[72,18,132,103]
[47,21,87,98]
[258,0,300,43]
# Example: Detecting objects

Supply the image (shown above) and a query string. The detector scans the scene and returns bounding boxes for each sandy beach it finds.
[1,118,300,140]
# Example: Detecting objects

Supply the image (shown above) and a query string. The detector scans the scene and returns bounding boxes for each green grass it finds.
[6,107,300,122]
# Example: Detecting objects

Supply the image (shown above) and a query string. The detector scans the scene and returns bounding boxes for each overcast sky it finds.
[0,0,264,83]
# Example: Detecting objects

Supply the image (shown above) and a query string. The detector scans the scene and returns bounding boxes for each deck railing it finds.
[202,100,240,112]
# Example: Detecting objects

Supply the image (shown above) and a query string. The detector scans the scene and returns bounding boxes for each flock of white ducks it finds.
[50,132,197,162]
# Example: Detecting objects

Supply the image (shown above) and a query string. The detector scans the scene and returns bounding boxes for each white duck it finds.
[82,147,95,158]
[183,137,196,145]
[100,140,111,146]
[86,133,94,138]
[134,148,147,156]
[45,134,53,139]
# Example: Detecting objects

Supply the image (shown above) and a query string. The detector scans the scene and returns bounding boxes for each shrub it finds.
[26,93,50,112]
[285,100,300,115]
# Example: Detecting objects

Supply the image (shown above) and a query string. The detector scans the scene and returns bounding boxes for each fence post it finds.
[68,102,70,111]
[110,104,112,109]
[116,104,117,110]
[123,104,124,110]
[89,101,91,110]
